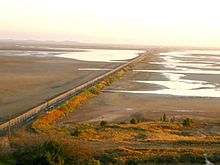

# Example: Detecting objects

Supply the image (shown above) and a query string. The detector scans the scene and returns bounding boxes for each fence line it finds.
[0,52,147,132]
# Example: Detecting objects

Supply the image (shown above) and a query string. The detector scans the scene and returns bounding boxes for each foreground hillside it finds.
[1,118,220,164]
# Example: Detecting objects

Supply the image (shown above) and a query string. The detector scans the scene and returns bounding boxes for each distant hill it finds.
[0,39,154,50]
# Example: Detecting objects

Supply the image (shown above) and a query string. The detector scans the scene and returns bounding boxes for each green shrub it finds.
[100,121,108,127]
[208,153,220,163]
[130,118,139,124]
[126,159,139,165]
[149,155,178,164]
[71,129,82,137]
[82,159,101,165]
[179,154,205,163]
[170,117,175,123]
[162,113,168,122]
[0,154,16,165]
[88,87,100,95]
[13,141,65,165]
[95,153,118,164]
[182,118,193,127]
[119,121,127,124]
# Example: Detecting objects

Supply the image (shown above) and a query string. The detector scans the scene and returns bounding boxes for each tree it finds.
[162,113,167,122]
[170,117,175,123]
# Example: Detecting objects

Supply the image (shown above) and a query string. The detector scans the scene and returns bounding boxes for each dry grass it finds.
[31,65,133,132]
[8,120,220,164]
[65,121,220,146]
[32,109,65,132]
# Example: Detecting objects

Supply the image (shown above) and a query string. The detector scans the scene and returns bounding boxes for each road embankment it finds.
[0,52,149,134]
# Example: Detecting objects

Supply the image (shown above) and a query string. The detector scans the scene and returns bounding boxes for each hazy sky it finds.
[1,0,220,47]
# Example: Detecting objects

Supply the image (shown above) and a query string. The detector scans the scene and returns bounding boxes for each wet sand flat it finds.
[58,51,220,125]
[0,55,122,123]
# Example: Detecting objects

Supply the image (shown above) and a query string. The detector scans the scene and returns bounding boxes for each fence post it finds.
[8,115,11,139]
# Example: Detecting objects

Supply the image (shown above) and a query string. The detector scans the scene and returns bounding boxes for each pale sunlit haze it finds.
[1,0,220,47]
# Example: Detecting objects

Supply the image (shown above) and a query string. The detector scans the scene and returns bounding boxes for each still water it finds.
[105,50,220,97]
[0,49,143,62]
[56,49,143,62]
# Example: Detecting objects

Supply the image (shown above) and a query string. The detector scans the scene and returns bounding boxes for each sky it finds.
[0,0,220,47]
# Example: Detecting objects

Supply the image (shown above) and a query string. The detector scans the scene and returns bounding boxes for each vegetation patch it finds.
[13,141,65,165]
[3,119,220,164]
[130,118,140,124]
[182,118,193,127]
[100,121,108,127]
[32,109,65,132]
[31,65,134,132]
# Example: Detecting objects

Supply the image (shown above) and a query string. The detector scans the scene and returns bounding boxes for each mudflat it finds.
[0,55,121,123]
[58,52,220,126]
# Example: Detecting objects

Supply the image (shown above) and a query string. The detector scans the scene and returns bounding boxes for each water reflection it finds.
[105,50,220,98]
[56,49,144,62]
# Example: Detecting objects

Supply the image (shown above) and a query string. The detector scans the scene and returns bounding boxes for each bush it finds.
[170,117,175,123]
[95,153,118,164]
[130,118,139,124]
[71,129,82,137]
[126,159,139,165]
[13,141,65,165]
[179,154,205,163]
[100,121,108,127]
[82,159,101,165]
[182,118,193,127]
[149,155,178,164]
[88,87,100,95]
[162,113,168,122]
[0,154,16,165]
[119,121,127,124]
[209,153,220,163]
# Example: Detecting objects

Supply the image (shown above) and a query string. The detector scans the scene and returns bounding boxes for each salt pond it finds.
[105,50,220,98]
[56,49,144,62]
[0,49,143,63]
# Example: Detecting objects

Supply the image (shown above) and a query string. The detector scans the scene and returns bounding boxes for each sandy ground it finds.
[0,55,122,123]
[58,53,220,126]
